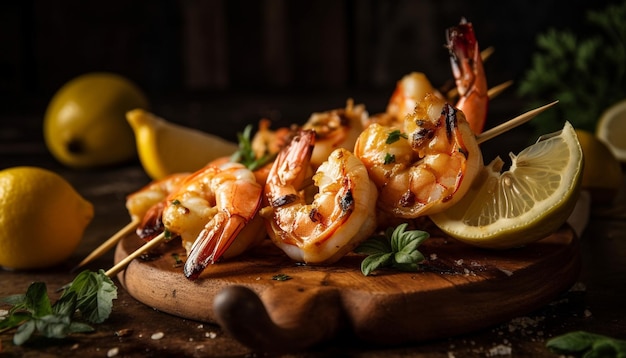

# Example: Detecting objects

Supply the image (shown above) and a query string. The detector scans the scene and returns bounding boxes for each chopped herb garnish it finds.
[546,331,626,357]
[171,253,184,268]
[230,124,276,171]
[384,153,395,164]
[0,270,117,345]
[354,223,429,276]
[386,130,407,144]
[171,199,181,205]
[272,273,292,281]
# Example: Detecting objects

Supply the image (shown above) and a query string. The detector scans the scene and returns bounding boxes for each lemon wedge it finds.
[127,109,238,180]
[597,99,626,162]
[429,121,583,249]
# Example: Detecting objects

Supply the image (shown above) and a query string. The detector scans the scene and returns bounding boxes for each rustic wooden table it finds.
[1,93,625,357]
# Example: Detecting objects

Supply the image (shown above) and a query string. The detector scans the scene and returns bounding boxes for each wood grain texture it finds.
[114,225,580,349]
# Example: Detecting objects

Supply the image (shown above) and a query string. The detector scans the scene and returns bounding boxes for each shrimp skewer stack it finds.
[354,93,482,220]
[263,130,378,265]
[162,161,265,280]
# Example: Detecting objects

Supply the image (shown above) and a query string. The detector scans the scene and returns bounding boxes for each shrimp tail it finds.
[136,201,167,241]
[446,18,488,134]
[183,213,247,280]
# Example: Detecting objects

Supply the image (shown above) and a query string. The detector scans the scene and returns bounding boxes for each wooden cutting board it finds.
[114,225,580,352]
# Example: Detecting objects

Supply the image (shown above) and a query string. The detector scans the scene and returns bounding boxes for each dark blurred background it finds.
[0,0,617,143]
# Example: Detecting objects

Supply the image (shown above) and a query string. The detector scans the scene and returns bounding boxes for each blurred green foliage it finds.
[518,1,626,138]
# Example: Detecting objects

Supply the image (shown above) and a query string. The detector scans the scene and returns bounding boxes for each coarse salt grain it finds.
[107,347,119,357]
[151,332,164,340]
[430,253,438,260]
[487,344,512,356]
[205,331,217,339]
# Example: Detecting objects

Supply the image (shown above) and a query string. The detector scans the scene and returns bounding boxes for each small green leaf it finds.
[36,314,72,339]
[68,321,94,334]
[354,235,391,255]
[1,294,26,306]
[272,274,292,281]
[361,253,393,276]
[546,331,626,356]
[0,312,30,332]
[231,124,276,171]
[384,153,395,164]
[61,270,117,324]
[386,130,407,144]
[25,282,53,318]
[13,320,35,346]
[356,224,430,276]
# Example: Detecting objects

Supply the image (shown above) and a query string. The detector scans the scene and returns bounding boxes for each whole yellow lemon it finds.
[44,72,149,168]
[575,129,623,203]
[0,167,94,270]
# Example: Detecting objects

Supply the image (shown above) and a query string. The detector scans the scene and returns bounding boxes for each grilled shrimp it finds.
[263,130,378,265]
[354,93,482,219]
[446,18,488,134]
[125,173,190,240]
[162,161,265,280]
[367,72,443,129]
[302,99,367,168]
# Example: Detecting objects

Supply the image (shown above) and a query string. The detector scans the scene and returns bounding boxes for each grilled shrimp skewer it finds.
[354,93,482,219]
[162,161,265,280]
[74,173,189,270]
[263,130,378,265]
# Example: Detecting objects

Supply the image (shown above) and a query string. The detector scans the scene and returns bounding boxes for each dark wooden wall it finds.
[0,0,613,104]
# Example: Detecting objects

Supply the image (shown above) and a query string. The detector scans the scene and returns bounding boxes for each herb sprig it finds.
[355,223,429,276]
[546,331,626,357]
[0,269,117,345]
[230,124,276,171]
[518,2,626,138]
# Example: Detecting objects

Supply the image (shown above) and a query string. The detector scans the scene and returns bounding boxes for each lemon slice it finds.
[127,109,238,180]
[429,121,583,249]
[597,99,626,162]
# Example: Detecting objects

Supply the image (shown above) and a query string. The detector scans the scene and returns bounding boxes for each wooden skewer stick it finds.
[486,80,514,100]
[72,219,141,272]
[105,232,167,278]
[480,46,495,62]
[476,100,559,144]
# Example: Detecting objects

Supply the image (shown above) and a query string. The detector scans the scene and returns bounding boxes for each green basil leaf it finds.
[62,270,117,324]
[36,314,71,339]
[354,236,391,255]
[0,312,30,331]
[361,253,392,276]
[24,282,52,318]
[13,320,35,346]
[68,321,95,334]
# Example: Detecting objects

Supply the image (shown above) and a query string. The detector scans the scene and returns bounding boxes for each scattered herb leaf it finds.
[384,153,395,164]
[272,273,292,281]
[355,223,429,276]
[171,253,184,268]
[386,130,407,144]
[0,269,117,345]
[546,331,626,357]
[230,124,276,171]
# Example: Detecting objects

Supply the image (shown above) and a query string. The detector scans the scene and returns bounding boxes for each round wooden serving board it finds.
[114,225,580,351]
